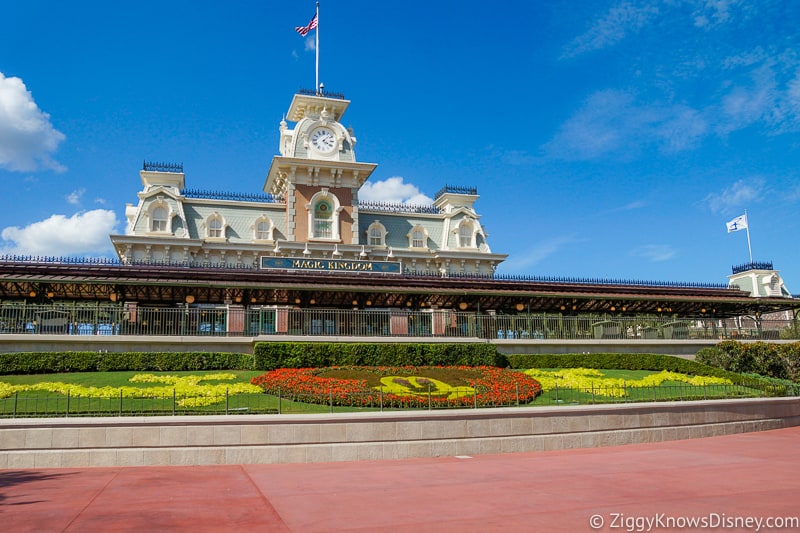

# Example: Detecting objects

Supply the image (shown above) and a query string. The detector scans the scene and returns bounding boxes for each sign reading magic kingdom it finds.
[260,257,402,274]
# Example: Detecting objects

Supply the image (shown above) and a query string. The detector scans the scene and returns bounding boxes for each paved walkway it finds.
[2,427,799,532]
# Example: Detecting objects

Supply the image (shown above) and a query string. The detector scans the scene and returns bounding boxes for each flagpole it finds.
[315,1,320,94]
[745,210,753,264]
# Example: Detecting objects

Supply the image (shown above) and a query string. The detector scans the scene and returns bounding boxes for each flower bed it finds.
[250,366,542,408]
[0,373,263,407]
[524,368,733,398]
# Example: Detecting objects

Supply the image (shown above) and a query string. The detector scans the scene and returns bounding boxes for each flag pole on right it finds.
[726,211,753,263]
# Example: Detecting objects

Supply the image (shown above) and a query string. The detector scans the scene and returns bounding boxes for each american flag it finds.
[295,13,318,37]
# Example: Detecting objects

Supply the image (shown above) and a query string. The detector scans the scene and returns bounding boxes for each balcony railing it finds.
[142,161,183,173]
[297,88,346,100]
[732,261,774,274]
[434,185,478,200]
[181,189,283,204]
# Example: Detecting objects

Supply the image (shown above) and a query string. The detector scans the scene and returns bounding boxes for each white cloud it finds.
[359,176,433,205]
[0,210,118,256]
[561,1,660,59]
[500,235,580,272]
[692,0,742,28]
[304,36,316,52]
[786,182,800,203]
[630,244,676,262]
[66,189,85,205]
[705,178,765,214]
[542,90,707,160]
[0,72,66,172]
[718,63,778,133]
[713,47,800,135]
[603,200,648,214]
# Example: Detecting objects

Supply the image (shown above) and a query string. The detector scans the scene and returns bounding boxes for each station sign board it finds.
[260,257,401,274]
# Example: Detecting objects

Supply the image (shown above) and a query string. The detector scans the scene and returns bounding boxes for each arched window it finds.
[253,216,274,241]
[151,206,168,232]
[206,213,225,239]
[367,221,386,246]
[769,274,780,295]
[306,190,342,241]
[408,225,428,249]
[209,218,222,238]
[257,221,270,240]
[457,220,474,248]
[314,199,333,239]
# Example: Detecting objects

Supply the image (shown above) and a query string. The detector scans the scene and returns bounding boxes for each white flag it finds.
[726,214,748,233]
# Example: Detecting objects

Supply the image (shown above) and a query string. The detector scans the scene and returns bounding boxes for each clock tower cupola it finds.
[264,89,377,246]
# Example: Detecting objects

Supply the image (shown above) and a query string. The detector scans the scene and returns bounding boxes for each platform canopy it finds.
[1,259,797,319]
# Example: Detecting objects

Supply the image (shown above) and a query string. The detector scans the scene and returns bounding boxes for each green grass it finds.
[0,367,778,417]
[0,370,265,387]
[0,370,378,416]
[529,379,764,406]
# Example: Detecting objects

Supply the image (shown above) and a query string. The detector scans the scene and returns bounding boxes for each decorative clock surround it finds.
[310,127,337,153]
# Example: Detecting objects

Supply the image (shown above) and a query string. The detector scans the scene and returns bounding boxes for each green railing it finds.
[0,303,797,340]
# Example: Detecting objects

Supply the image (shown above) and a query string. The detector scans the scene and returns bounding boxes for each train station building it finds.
[0,88,797,340]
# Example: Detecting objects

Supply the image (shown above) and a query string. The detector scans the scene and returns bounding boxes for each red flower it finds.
[251,366,542,408]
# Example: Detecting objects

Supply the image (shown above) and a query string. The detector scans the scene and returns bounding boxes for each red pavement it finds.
[2,427,799,532]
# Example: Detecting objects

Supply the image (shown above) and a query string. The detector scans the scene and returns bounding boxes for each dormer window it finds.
[457,219,475,248]
[253,216,274,241]
[209,218,222,238]
[151,206,168,232]
[367,221,387,246]
[257,221,270,240]
[408,225,428,249]
[206,213,226,240]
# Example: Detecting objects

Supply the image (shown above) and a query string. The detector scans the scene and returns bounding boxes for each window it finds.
[369,227,382,245]
[458,221,473,247]
[209,218,222,238]
[151,206,168,232]
[412,230,424,248]
[314,200,333,239]
[207,214,225,239]
[255,220,271,240]
[257,221,270,240]
[306,190,341,241]
[367,222,386,246]
[409,225,427,249]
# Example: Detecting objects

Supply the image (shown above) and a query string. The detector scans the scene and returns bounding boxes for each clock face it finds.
[311,128,336,153]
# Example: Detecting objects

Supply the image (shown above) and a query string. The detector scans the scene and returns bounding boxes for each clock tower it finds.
[264,89,377,247]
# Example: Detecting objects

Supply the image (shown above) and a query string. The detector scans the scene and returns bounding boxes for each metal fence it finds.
[0,303,797,340]
[2,382,795,418]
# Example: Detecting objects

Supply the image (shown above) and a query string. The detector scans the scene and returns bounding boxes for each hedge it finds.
[0,351,254,375]
[696,341,800,382]
[0,344,506,375]
[252,342,507,370]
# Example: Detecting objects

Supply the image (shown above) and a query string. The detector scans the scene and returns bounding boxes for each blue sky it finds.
[1,0,799,291]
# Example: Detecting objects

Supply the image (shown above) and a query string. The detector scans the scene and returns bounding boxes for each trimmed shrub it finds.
[699,341,800,382]
[0,351,254,375]
[252,342,506,370]
[695,347,732,370]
